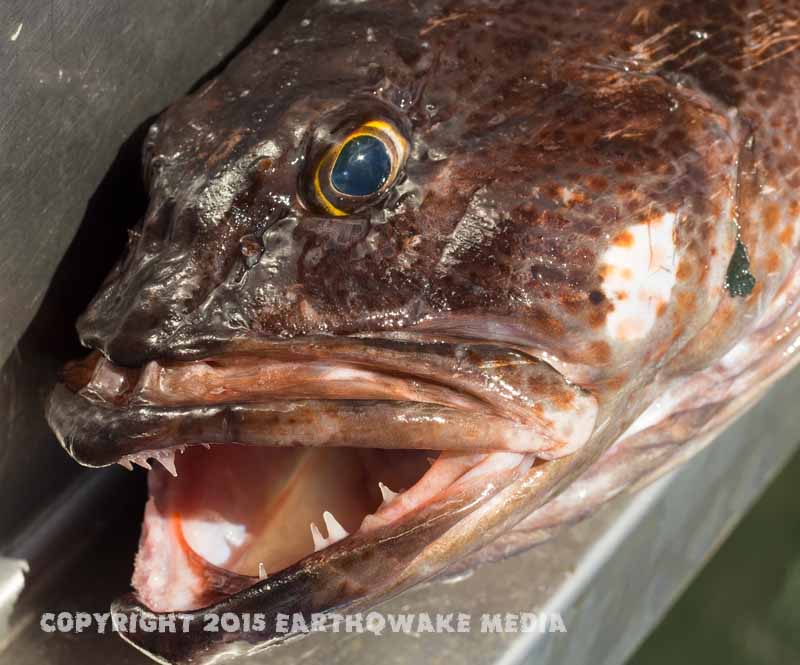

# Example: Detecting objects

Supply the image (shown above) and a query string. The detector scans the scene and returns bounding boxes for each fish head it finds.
[46,3,779,663]
[77,6,744,370]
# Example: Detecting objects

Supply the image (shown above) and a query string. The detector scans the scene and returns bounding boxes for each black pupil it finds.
[330,135,391,197]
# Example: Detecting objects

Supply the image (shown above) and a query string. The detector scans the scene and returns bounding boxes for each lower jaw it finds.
[133,441,531,613]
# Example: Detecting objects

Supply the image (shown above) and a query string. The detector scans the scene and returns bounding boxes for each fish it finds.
[45,0,800,662]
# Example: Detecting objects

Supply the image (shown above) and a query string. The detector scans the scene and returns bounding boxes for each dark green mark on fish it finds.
[726,239,756,298]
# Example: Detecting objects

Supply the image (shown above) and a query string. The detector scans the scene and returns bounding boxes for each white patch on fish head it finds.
[601,212,678,342]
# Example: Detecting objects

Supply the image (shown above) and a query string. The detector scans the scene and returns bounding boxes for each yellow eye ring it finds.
[312,119,409,217]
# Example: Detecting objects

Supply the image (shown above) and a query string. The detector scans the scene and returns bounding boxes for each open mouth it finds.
[47,336,597,615]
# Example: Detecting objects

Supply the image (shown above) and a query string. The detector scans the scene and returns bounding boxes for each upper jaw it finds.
[46,334,598,469]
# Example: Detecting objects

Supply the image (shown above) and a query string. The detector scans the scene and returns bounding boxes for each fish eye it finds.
[331,135,391,196]
[310,120,409,217]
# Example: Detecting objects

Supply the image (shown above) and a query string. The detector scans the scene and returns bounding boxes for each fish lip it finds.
[47,335,598,468]
[46,383,503,467]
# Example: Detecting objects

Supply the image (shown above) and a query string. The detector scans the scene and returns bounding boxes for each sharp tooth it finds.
[378,482,398,503]
[133,457,151,470]
[322,511,349,543]
[157,452,178,477]
[118,459,134,471]
[310,522,327,552]
[201,443,211,450]
[258,562,267,580]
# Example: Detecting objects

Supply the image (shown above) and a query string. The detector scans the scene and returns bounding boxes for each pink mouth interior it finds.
[132,444,530,612]
[156,444,430,574]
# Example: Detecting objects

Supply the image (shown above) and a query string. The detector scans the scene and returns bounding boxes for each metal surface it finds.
[0,0,275,367]
[0,0,275,547]
[0,558,27,644]
[2,367,798,664]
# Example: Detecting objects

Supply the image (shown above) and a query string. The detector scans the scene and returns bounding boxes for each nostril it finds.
[237,203,290,267]
[239,233,264,266]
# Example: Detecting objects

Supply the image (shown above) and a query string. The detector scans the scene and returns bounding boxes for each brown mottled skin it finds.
[46,1,800,662]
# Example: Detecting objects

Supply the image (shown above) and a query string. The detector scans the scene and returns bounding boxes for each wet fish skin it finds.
[46,0,800,662]
[78,0,764,380]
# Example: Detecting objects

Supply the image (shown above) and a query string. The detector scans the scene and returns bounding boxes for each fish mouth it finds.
[46,335,597,662]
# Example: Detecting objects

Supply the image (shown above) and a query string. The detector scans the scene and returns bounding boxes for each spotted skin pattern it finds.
[47,1,800,662]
